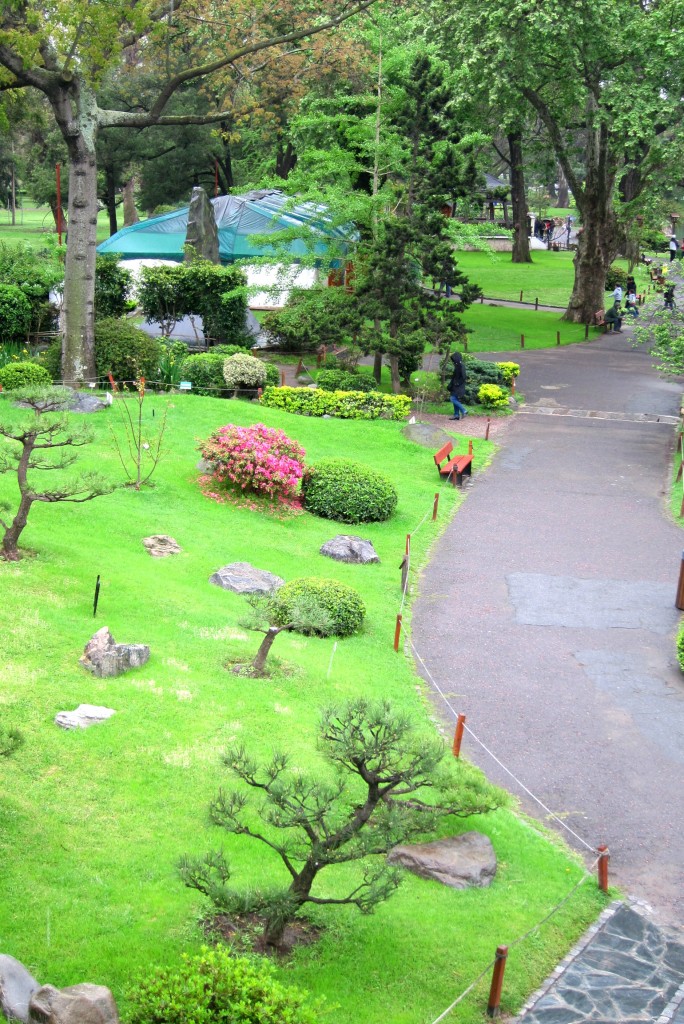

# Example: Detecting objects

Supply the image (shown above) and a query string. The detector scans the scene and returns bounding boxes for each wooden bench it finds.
[594,309,608,331]
[434,440,473,487]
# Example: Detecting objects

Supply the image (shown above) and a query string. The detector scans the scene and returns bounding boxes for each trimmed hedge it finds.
[183,352,230,396]
[95,319,163,385]
[0,361,52,390]
[301,457,397,523]
[317,369,377,393]
[260,386,410,420]
[222,353,267,390]
[272,577,365,638]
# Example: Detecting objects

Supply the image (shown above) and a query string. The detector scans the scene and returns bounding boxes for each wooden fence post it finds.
[556,330,561,346]
[393,614,402,652]
[520,334,525,349]
[432,492,439,521]
[487,946,509,1018]
[597,846,610,892]
[485,417,491,441]
[452,714,466,757]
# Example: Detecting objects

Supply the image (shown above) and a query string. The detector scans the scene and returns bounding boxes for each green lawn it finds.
[461,305,598,352]
[0,392,607,1023]
[0,205,112,245]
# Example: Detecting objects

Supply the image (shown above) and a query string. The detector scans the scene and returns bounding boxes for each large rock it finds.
[320,536,379,564]
[184,186,219,264]
[387,832,496,889]
[0,954,40,1023]
[29,984,118,1024]
[402,422,452,449]
[55,705,116,731]
[15,389,111,414]
[142,535,181,557]
[209,562,284,595]
[80,628,150,678]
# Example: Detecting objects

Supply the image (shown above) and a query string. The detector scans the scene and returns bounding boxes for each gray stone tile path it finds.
[515,902,684,1023]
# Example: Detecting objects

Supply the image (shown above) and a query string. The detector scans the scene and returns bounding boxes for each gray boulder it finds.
[29,984,118,1024]
[142,535,181,557]
[184,186,219,264]
[402,421,452,449]
[209,562,284,596]
[15,389,110,414]
[387,832,496,889]
[320,536,379,564]
[0,954,40,1023]
[80,628,150,678]
[55,705,116,731]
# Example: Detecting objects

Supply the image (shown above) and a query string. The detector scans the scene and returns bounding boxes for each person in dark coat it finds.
[447,351,468,420]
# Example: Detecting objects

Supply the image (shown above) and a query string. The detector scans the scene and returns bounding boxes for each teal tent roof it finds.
[97,189,353,263]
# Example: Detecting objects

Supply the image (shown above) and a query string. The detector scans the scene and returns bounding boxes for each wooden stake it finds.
[597,845,610,892]
[405,533,411,556]
[280,371,286,386]
[556,330,561,346]
[534,296,539,310]
[468,439,473,456]
[452,714,466,757]
[485,417,491,441]
[393,613,402,652]
[519,290,523,302]
[487,946,509,1017]
[296,358,304,376]
[584,323,589,339]
[399,555,408,594]
[520,334,525,349]
[432,492,439,521]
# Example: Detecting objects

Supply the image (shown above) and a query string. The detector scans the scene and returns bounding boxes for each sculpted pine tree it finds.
[0,388,112,561]
[179,699,502,948]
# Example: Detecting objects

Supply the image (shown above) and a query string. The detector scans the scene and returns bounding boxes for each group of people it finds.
[604,278,640,332]
[670,236,684,261]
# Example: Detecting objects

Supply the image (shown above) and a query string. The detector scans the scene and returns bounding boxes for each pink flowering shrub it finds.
[198,423,306,504]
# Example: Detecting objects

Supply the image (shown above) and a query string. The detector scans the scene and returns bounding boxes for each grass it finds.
[460,305,597,352]
[0,205,112,245]
[0,392,608,1023]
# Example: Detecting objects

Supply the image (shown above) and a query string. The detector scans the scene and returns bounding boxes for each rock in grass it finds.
[54,705,116,730]
[142,535,181,557]
[29,984,119,1024]
[320,536,380,564]
[387,833,496,889]
[209,562,284,596]
[80,628,150,678]
[0,954,40,1023]
[402,422,452,449]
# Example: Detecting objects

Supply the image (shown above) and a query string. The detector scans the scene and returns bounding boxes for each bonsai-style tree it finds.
[239,593,333,677]
[0,388,112,561]
[179,699,502,948]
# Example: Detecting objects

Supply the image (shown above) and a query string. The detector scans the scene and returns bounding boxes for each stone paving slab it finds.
[515,903,684,1023]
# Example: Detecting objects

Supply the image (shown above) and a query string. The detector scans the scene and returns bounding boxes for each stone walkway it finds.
[515,902,684,1023]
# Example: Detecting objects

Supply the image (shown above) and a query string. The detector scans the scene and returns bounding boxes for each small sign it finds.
[179,381,192,391]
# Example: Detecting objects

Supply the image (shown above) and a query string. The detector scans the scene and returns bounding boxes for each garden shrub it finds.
[94,254,133,320]
[264,363,280,388]
[198,423,306,502]
[182,352,229,396]
[260,386,410,420]
[95,318,163,386]
[272,577,365,637]
[126,946,319,1024]
[262,287,361,351]
[605,265,628,291]
[139,261,248,344]
[477,383,509,408]
[0,240,63,335]
[222,353,267,391]
[157,340,188,391]
[301,457,397,523]
[463,356,508,404]
[410,371,447,402]
[317,369,376,393]
[496,361,520,385]
[0,361,52,390]
[0,284,32,344]
[38,341,62,382]
[677,625,684,672]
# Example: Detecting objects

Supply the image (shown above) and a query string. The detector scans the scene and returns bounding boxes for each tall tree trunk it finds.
[105,167,117,236]
[557,162,569,208]
[62,137,98,384]
[123,178,138,226]
[563,205,618,322]
[275,141,297,179]
[388,353,400,393]
[508,132,532,264]
[373,350,382,384]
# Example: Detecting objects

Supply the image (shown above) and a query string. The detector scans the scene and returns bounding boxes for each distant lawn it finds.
[461,304,599,351]
[0,392,607,1024]
[455,250,651,308]
[0,205,114,245]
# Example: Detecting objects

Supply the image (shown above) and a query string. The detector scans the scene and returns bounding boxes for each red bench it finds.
[434,440,473,487]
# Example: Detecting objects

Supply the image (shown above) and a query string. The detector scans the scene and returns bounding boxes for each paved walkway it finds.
[412,300,684,1017]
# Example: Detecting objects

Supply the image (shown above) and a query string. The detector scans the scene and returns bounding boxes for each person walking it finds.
[613,283,623,303]
[670,235,679,261]
[447,351,468,420]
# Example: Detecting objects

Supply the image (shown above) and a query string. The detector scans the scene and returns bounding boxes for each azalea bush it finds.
[198,423,306,504]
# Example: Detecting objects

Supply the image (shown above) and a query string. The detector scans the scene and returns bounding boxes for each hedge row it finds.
[260,386,411,420]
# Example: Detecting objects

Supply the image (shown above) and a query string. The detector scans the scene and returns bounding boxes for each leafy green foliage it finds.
[0,240,63,335]
[126,946,320,1024]
[272,577,365,637]
[677,624,684,673]
[633,308,684,376]
[477,383,509,409]
[183,352,230,396]
[95,254,133,320]
[139,262,248,344]
[262,287,362,351]
[260,386,410,420]
[95,319,163,387]
[496,361,520,385]
[0,284,32,344]
[37,341,62,383]
[222,354,267,391]
[605,265,628,292]
[0,361,52,390]
[462,356,509,404]
[317,369,377,393]
[157,341,189,391]
[301,457,397,523]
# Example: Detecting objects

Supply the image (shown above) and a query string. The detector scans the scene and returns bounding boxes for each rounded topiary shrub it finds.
[95,318,163,386]
[126,946,318,1024]
[0,284,32,344]
[477,383,509,408]
[0,361,52,390]
[199,422,306,503]
[301,458,397,523]
[223,352,267,391]
[183,352,228,396]
[605,265,628,291]
[264,362,281,388]
[317,369,377,393]
[496,361,520,385]
[272,576,365,637]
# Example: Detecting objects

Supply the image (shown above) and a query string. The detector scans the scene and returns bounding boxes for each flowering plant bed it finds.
[198,422,305,506]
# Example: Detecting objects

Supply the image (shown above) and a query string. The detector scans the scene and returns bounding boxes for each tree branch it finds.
[521,86,585,207]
